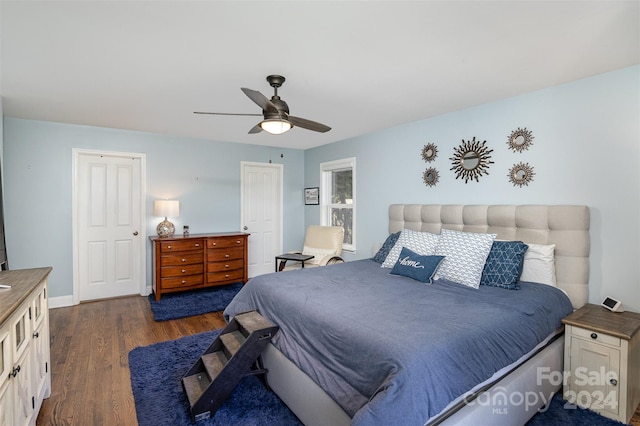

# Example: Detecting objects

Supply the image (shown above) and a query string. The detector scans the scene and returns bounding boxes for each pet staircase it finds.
[182,310,279,422]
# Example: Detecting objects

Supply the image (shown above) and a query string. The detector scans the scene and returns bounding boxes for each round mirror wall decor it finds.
[421,143,438,162]
[423,167,440,187]
[507,127,534,153]
[450,137,494,183]
[508,162,535,187]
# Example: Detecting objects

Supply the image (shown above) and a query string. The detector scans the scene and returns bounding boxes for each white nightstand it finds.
[562,303,640,423]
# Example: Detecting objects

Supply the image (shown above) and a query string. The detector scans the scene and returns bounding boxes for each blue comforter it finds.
[224,259,573,426]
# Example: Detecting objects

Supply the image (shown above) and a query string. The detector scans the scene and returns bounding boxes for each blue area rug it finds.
[526,392,626,426]
[130,330,627,426]
[129,329,302,426]
[148,283,243,321]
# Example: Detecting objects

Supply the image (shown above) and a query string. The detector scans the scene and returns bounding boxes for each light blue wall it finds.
[305,65,640,311]
[3,66,639,310]
[2,119,306,298]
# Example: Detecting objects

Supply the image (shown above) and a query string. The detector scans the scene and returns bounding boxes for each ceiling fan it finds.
[194,75,331,135]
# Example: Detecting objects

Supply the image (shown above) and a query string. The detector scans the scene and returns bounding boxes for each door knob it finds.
[243,226,248,231]
[133,231,139,236]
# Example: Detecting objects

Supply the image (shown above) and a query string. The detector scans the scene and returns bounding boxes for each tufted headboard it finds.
[389,205,590,309]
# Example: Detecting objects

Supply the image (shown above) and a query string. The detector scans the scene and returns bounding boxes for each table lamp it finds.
[154,200,179,237]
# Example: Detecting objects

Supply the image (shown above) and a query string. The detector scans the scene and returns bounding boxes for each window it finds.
[320,157,355,252]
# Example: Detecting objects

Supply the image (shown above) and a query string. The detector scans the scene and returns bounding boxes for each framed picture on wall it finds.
[304,187,319,205]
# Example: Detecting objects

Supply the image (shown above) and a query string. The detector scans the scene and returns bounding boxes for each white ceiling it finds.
[1,1,638,149]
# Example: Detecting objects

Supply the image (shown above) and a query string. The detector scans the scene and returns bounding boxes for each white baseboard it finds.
[49,287,152,309]
[49,295,75,309]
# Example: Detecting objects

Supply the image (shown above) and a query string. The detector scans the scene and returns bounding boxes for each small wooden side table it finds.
[275,253,314,272]
[562,303,640,423]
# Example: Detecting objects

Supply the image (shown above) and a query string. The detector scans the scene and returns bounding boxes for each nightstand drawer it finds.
[571,326,621,347]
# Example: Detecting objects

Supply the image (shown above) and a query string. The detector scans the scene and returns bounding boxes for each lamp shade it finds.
[153,200,179,218]
[260,119,292,135]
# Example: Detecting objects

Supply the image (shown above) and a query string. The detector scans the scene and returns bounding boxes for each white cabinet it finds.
[0,268,52,426]
[563,303,640,424]
[0,323,13,426]
[31,284,51,410]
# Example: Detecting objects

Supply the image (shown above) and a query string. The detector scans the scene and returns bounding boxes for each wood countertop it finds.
[0,267,53,325]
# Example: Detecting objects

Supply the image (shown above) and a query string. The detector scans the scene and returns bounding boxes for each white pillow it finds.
[434,228,496,288]
[381,229,440,268]
[520,243,556,286]
[302,246,338,265]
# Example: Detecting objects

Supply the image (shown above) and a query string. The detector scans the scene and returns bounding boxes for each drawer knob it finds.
[181,280,186,284]
[212,242,217,246]
[195,244,200,247]
[225,274,229,278]
[590,333,598,339]
[225,254,230,258]
[167,245,172,249]
[610,378,618,386]
[33,331,39,338]
[225,264,229,268]
[236,240,241,244]
[181,258,186,262]
[181,269,186,273]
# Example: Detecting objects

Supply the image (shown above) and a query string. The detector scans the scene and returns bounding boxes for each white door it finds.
[241,162,283,278]
[75,150,145,302]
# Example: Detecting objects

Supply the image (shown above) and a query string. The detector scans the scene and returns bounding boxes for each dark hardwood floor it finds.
[37,295,640,426]
[37,295,226,426]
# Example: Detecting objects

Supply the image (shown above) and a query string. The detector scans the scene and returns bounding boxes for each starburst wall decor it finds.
[421,143,438,162]
[449,137,494,183]
[508,162,535,187]
[423,167,439,187]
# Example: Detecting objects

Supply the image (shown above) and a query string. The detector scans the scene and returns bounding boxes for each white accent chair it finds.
[278,225,345,271]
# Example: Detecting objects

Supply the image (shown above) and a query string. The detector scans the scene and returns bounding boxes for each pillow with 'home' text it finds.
[390,247,445,284]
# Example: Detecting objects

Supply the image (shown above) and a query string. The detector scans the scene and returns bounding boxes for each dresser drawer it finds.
[207,259,244,273]
[160,239,204,253]
[161,264,204,278]
[571,325,621,347]
[207,238,245,249]
[161,274,204,289]
[207,247,244,262]
[207,269,244,283]
[161,253,203,267]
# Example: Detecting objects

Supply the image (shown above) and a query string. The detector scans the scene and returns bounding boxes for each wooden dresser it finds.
[0,267,52,426]
[150,232,249,301]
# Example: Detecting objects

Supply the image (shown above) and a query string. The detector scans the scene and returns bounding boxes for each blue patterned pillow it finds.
[480,241,529,290]
[372,231,401,264]
[390,247,445,284]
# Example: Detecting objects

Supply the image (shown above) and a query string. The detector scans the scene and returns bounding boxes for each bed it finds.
[224,204,590,425]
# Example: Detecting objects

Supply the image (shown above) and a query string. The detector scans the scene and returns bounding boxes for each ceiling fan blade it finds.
[241,88,279,114]
[248,123,263,134]
[194,111,262,116]
[288,116,331,133]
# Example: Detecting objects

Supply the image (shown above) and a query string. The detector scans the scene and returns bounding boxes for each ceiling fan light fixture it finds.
[260,119,292,135]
